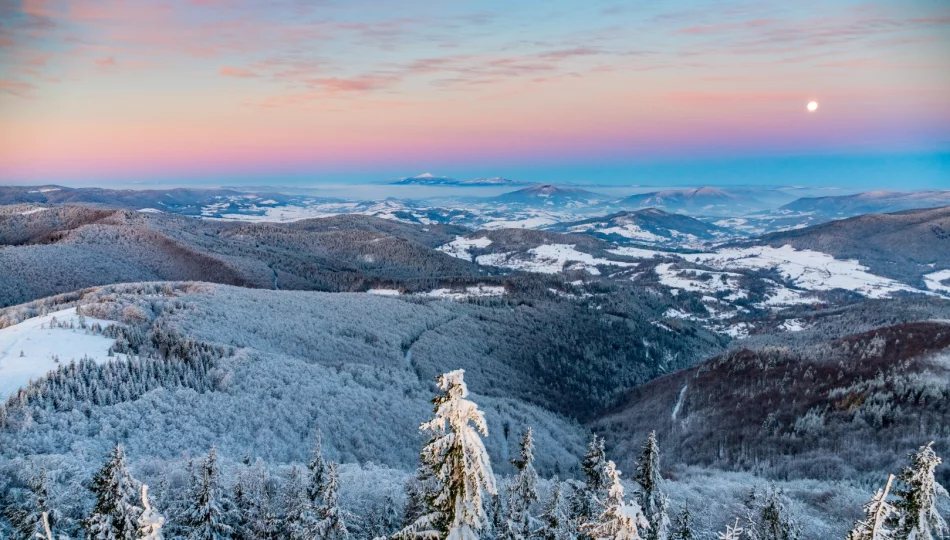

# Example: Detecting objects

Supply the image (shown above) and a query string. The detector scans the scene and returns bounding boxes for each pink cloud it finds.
[219,66,258,78]
[94,56,116,68]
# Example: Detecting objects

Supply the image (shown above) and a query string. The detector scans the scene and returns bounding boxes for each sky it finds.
[0,0,948,188]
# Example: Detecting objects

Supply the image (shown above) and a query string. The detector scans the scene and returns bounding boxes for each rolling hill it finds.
[779,190,950,219]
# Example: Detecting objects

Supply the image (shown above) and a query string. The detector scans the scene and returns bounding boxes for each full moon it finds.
[807,101,819,112]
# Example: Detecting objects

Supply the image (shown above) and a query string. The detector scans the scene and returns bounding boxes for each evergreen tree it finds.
[894,442,949,540]
[848,475,897,540]
[582,461,649,540]
[635,431,669,540]
[670,503,695,540]
[84,444,143,540]
[575,434,609,534]
[6,464,56,540]
[281,465,315,540]
[506,428,539,539]
[247,463,276,540]
[365,490,401,540]
[536,479,573,540]
[137,484,165,540]
[183,446,231,540]
[395,369,498,540]
[315,462,350,540]
[308,432,328,507]
[755,488,800,540]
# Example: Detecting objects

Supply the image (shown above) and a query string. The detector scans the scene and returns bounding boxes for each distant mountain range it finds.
[617,187,775,216]
[779,190,950,218]
[493,184,608,206]
[389,173,528,186]
[545,209,731,245]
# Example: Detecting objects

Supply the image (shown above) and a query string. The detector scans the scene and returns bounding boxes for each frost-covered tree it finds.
[635,432,669,540]
[281,465,317,540]
[670,503,695,540]
[505,428,539,539]
[743,487,799,540]
[575,434,610,534]
[848,475,897,540]
[581,461,649,540]
[183,446,231,540]
[5,464,57,540]
[365,491,401,540]
[315,462,350,540]
[395,369,498,540]
[84,444,143,540]
[718,520,743,540]
[137,484,165,540]
[536,479,574,540]
[894,442,949,540]
[308,432,328,507]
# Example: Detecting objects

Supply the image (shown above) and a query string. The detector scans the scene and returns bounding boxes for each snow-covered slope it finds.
[0,307,117,400]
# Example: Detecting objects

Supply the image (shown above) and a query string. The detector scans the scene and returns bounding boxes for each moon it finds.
[807,101,819,112]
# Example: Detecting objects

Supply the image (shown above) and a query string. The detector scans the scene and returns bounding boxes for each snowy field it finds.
[925,269,950,295]
[437,236,493,260]
[682,245,920,299]
[476,244,636,275]
[0,307,117,400]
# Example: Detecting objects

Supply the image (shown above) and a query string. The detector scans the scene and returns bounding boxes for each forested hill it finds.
[746,205,950,285]
[0,206,486,307]
[595,319,950,484]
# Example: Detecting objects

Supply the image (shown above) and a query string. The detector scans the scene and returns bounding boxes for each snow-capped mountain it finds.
[778,189,950,219]
[617,187,770,216]
[388,173,527,186]
[493,184,609,207]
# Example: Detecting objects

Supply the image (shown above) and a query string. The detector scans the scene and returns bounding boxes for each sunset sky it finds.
[1,0,948,187]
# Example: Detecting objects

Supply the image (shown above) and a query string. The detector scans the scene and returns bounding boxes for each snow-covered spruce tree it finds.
[84,444,144,540]
[670,503,695,540]
[315,462,350,540]
[755,488,800,540]
[505,428,539,539]
[183,446,231,540]
[137,484,165,540]
[894,442,949,540]
[281,465,317,540]
[581,460,649,540]
[308,431,329,508]
[575,434,610,535]
[365,491,401,540]
[536,478,574,540]
[848,474,897,540]
[5,464,57,540]
[394,369,498,540]
[635,431,669,540]
[247,463,276,539]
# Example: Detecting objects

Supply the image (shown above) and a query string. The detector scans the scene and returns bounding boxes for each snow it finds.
[137,208,163,214]
[27,188,61,193]
[18,207,46,215]
[682,245,920,299]
[653,263,747,301]
[568,222,667,242]
[607,246,669,259]
[437,236,493,260]
[671,384,688,421]
[366,289,401,296]
[781,318,806,332]
[0,307,118,400]
[423,286,506,300]
[481,217,558,229]
[924,269,950,295]
[477,244,636,275]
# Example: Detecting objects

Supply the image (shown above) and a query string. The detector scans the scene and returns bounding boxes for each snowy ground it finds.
[924,269,950,295]
[437,236,493,260]
[682,245,920,299]
[476,244,637,275]
[0,308,118,400]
